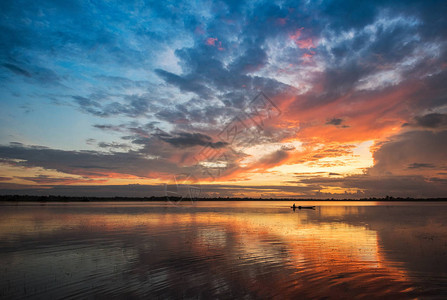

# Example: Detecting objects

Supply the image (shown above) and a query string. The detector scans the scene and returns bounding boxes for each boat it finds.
[290,205,315,210]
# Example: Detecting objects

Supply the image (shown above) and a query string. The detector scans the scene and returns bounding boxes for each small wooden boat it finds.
[290,206,315,209]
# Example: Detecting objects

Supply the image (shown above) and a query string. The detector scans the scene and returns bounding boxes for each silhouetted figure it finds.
[292,203,296,211]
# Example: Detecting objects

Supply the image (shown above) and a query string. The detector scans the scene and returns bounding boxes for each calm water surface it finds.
[1,201,447,299]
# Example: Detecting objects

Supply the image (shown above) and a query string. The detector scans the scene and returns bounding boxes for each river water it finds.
[1,201,447,299]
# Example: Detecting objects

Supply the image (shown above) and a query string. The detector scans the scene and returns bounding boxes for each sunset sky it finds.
[1,0,446,198]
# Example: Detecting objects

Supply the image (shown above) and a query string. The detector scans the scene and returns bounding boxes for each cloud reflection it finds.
[2,202,445,298]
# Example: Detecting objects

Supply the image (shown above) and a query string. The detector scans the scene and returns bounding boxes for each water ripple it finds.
[1,201,447,298]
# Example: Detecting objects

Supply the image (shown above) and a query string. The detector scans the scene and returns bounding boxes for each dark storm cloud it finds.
[408,163,435,169]
[370,130,447,175]
[9,142,23,147]
[155,108,188,124]
[93,122,158,137]
[73,96,101,109]
[73,94,155,118]
[155,69,213,99]
[410,69,447,110]
[0,183,166,197]
[92,121,236,166]
[72,95,109,117]
[97,142,129,150]
[156,48,236,96]
[2,63,31,77]
[229,47,269,74]
[93,124,123,132]
[1,62,62,86]
[123,94,154,116]
[155,97,238,127]
[0,144,187,178]
[16,175,101,184]
[414,113,447,129]
[326,118,343,126]
[155,131,228,149]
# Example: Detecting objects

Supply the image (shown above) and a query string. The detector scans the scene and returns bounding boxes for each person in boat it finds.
[292,203,296,210]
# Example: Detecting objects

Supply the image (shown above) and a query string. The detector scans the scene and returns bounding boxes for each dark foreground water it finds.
[1,201,447,299]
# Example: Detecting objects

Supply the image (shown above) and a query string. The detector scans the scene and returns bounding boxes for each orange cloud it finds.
[206,37,224,51]
[295,38,315,49]
[190,80,423,182]
[206,37,218,46]
[289,28,303,41]
[280,81,422,145]
[289,28,316,49]
[302,52,313,59]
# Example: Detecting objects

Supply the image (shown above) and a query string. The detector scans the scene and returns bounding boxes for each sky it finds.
[1,0,447,198]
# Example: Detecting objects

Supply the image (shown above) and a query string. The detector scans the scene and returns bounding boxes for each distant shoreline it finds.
[1,195,446,202]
